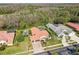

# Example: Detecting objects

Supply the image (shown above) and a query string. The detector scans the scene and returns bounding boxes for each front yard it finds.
[42,26,61,47]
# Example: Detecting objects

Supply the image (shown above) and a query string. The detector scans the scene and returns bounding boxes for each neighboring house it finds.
[30,27,50,42]
[67,22,79,31]
[46,23,79,45]
[58,24,75,37]
[46,23,74,47]
[0,31,15,46]
[46,23,64,37]
[46,23,74,37]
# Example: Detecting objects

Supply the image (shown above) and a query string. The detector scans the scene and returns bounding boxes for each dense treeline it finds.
[0,5,25,14]
[0,4,79,30]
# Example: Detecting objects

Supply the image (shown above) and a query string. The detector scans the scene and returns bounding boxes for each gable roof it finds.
[0,31,15,45]
[30,27,49,41]
[67,22,79,31]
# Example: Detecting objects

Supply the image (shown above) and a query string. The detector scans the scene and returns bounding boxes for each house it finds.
[0,31,15,46]
[58,24,75,36]
[67,22,79,31]
[30,27,50,53]
[46,23,63,37]
[46,23,74,37]
[46,23,79,44]
[46,23,75,47]
[30,27,50,42]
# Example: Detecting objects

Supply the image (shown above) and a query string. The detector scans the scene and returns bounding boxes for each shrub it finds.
[0,43,7,51]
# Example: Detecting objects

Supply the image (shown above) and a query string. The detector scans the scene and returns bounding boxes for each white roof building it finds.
[46,23,74,37]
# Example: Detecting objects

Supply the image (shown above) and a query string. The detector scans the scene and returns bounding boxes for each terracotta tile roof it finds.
[67,22,79,31]
[0,31,15,45]
[30,27,49,41]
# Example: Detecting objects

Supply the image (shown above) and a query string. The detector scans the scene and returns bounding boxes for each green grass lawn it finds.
[0,46,25,55]
[42,26,61,47]
[46,38,61,46]
[0,30,32,55]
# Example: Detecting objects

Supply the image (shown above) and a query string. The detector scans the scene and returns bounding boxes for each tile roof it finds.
[30,27,49,41]
[0,31,15,45]
[67,22,79,31]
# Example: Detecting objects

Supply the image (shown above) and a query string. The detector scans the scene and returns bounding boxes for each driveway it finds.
[70,35,79,43]
[32,41,44,53]
[62,35,69,47]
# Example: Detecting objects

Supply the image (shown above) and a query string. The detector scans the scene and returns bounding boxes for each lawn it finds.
[0,45,25,55]
[42,26,61,47]
[45,37,61,46]
[0,30,32,55]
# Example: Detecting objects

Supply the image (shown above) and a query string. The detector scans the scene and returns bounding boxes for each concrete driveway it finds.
[32,41,44,53]
[62,35,69,47]
[70,35,79,43]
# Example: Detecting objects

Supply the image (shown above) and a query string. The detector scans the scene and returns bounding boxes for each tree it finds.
[0,20,5,29]
[54,16,69,24]
[70,16,79,22]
